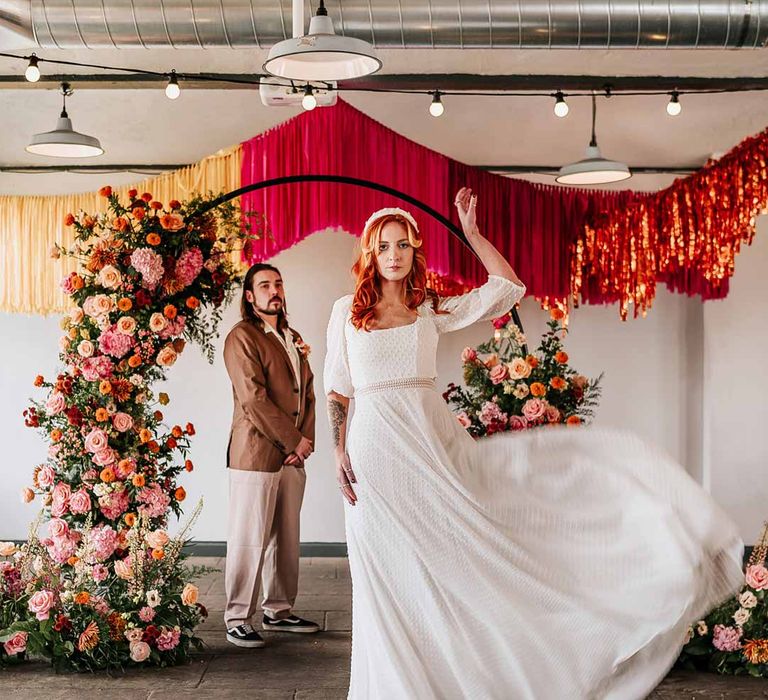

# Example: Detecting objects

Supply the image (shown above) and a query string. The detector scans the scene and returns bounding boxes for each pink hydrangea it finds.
[712,624,742,651]
[90,525,118,561]
[139,606,156,622]
[478,401,507,427]
[46,536,76,564]
[81,356,114,381]
[156,627,181,651]
[130,248,164,290]
[98,325,135,359]
[98,487,130,520]
[175,247,203,287]
[138,483,171,519]
[92,564,109,582]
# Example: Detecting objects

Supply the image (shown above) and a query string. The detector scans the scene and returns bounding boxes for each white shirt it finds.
[263,322,302,424]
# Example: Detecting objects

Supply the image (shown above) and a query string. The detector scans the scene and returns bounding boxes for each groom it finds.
[222,262,319,648]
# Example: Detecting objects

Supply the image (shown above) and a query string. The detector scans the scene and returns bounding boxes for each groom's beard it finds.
[255,297,284,316]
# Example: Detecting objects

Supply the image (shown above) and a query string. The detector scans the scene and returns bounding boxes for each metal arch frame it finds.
[199,174,526,344]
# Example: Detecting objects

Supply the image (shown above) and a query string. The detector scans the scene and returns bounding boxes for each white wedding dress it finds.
[323,275,743,700]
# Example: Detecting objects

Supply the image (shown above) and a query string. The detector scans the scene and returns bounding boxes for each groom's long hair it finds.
[240,262,289,333]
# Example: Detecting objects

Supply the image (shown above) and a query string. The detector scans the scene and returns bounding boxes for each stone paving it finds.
[1,557,766,699]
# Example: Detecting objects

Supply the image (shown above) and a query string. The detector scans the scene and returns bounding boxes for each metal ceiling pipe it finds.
[10,0,767,50]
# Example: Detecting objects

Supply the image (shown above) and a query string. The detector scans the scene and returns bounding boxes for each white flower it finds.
[146,589,161,608]
[733,607,751,626]
[739,591,758,609]
[135,393,146,404]
[696,620,708,636]
[129,375,144,387]
[93,483,109,498]
[683,626,694,644]
[502,381,514,395]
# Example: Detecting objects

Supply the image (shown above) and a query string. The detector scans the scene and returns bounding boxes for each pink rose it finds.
[45,392,66,415]
[69,489,92,515]
[130,640,151,662]
[522,398,546,422]
[50,482,71,517]
[508,415,529,431]
[92,448,117,467]
[545,405,561,423]
[456,411,472,429]
[84,428,109,454]
[112,412,134,433]
[37,465,55,489]
[745,564,768,591]
[489,364,509,385]
[48,518,69,539]
[3,631,28,656]
[461,347,477,363]
[28,589,56,620]
[149,313,167,333]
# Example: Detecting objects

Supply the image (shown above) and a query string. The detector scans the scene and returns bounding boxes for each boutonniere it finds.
[295,338,311,358]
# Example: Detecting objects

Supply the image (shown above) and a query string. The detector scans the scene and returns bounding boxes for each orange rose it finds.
[554,351,569,364]
[83,216,96,229]
[550,377,567,391]
[117,298,133,311]
[132,207,145,220]
[171,426,183,438]
[566,415,582,426]
[128,355,142,368]
[526,355,539,369]
[154,411,164,421]
[146,233,161,246]
[175,487,186,502]
[64,213,75,226]
[34,375,44,387]
[185,459,194,472]
[151,548,165,560]
[99,185,112,198]
[71,275,84,291]
[139,429,152,443]
[550,307,565,321]
[99,380,112,395]
[74,591,91,605]
[131,474,145,488]
[124,512,136,526]
[50,429,62,442]
[113,217,128,232]
[530,382,547,397]
[100,467,115,483]
[166,437,177,450]
[147,440,160,454]
[95,408,109,422]
[185,296,200,310]
[163,305,177,319]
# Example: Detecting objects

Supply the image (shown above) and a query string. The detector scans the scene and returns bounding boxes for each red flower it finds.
[169,200,181,210]
[128,188,138,199]
[64,213,75,226]
[166,437,177,450]
[185,423,196,436]
[99,185,112,198]
[53,614,72,633]
[492,312,511,330]
[141,192,153,202]
[143,624,160,643]
[135,289,152,308]
[150,201,163,210]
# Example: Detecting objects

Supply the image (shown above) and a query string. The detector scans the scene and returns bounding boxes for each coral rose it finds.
[130,640,151,662]
[746,565,768,591]
[489,364,509,385]
[3,631,27,656]
[99,265,122,290]
[508,357,531,380]
[159,213,184,231]
[156,346,178,367]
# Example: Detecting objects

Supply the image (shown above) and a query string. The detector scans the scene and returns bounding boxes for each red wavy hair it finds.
[350,213,445,331]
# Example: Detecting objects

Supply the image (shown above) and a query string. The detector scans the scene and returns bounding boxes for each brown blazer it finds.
[223,319,316,472]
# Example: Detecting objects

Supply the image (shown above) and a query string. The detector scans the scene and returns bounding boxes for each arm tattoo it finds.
[328,398,347,447]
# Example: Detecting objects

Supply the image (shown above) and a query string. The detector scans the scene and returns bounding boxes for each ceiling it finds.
[0,46,765,195]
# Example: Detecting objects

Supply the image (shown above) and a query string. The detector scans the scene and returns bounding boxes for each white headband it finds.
[363,207,419,235]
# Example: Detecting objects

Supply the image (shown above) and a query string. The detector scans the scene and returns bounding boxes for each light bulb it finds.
[302,85,317,111]
[666,92,681,116]
[553,91,569,118]
[429,91,444,117]
[165,72,180,100]
[25,56,40,83]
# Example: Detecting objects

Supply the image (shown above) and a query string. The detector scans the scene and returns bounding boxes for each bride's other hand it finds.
[454,186,479,238]
[335,448,357,506]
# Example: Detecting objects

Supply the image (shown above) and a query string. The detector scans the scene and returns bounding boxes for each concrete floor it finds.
[1,556,767,699]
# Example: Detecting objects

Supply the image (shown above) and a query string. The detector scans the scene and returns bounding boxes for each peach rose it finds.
[77,340,95,358]
[99,265,122,290]
[146,529,169,549]
[114,557,133,580]
[746,565,768,591]
[456,411,472,429]
[508,358,531,380]
[58,336,70,352]
[0,542,17,556]
[545,405,561,423]
[461,347,477,363]
[489,363,509,385]
[181,583,199,606]
[21,487,35,503]
[84,294,113,318]
[45,392,66,415]
[149,313,167,333]
[112,412,134,432]
[125,628,143,643]
[3,631,28,656]
[69,307,84,325]
[28,589,56,620]
[484,353,499,369]
[130,640,151,662]
[159,213,185,231]
[156,346,178,367]
[48,518,69,539]
[116,316,137,336]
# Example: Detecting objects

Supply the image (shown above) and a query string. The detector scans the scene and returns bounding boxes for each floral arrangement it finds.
[444,308,602,437]
[678,522,768,677]
[0,186,253,671]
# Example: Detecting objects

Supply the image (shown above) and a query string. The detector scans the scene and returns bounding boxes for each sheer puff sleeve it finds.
[432,275,526,334]
[323,294,354,398]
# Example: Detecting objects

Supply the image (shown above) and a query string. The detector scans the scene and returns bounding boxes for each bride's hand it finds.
[335,448,357,506]
[454,187,479,238]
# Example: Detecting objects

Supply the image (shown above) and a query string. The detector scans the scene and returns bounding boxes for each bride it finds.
[323,187,743,700]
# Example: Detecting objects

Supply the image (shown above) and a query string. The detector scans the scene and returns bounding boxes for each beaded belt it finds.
[355,377,437,396]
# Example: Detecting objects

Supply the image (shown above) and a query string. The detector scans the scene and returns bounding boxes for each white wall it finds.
[1,226,763,543]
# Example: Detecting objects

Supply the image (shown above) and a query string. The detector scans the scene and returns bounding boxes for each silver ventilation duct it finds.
[6,0,767,50]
